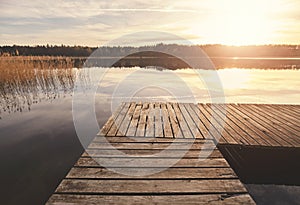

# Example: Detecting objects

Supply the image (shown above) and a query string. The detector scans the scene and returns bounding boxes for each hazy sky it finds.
[1,0,300,46]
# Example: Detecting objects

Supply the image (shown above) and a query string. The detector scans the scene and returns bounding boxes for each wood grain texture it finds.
[47,194,255,205]
[66,167,237,179]
[55,179,247,194]
[74,157,230,168]
[46,102,300,205]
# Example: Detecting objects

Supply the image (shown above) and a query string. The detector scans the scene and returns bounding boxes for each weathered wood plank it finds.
[145,103,155,137]
[184,103,207,139]
[55,179,247,194]
[126,103,142,137]
[161,103,173,138]
[116,102,137,136]
[196,104,231,143]
[135,103,149,137]
[166,102,183,138]
[83,149,223,158]
[212,104,261,146]
[215,104,270,146]
[249,104,300,137]
[97,102,125,136]
[47,193,255,205]
[74,157,230,168]
[88,142,216,150]
[189,104,219,141]
[154,102,164,137]
[224,104,281,146]
[241,104,300,145]
[270,104,300,118]
[203,104,239,145]
[173,103,193,138]
[178,103,203,139]
[106,102,131,136]
[102,102,300,147]
[262,104,300,129]
[66,167,237,179]
[93,136,209,143]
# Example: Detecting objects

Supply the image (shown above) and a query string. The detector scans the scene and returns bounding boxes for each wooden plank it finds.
[166,102,183,138]
[55,179,248,194]
[189,104,218,141]
[88,142,216,150]
[197,104,234,144]
[187,103,215,140]
[106,102,131,136]
[207,104,256,145]
[249,104,300,137]
[178,103,203,139]
[66,167,237,179]
[135,103,149,137]
[184,104,207,139]
[215,105,270,146]
[83,149,223,158]
[161,103,173,138]
[145,103,155,137]
[288,105,300,114]
[173,103,193,138]
[97,102,125,136]
[270,104,300,118]
[47,194,255,205]
[224,104,281,147]
[126,103,142,137]
[154,102,163,137]
[262,105,300,129]
[203,104,240,145]
[116,102,137,136]
[235,104,294,147]
[242,104,300,146]
[74,157,230,168]
[47,102,260,205]
[215,104,270,146]
[212,104,260,146]
[93,136,209,143]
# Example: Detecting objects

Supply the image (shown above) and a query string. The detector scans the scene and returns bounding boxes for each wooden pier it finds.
[47,102,300,204]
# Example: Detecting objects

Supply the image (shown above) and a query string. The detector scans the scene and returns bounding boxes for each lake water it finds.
[0,65,300,204]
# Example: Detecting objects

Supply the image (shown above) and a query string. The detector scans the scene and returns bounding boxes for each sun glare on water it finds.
[218,69,251,89]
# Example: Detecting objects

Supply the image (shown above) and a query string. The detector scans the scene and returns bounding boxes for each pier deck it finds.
[47,102,300,204]
[99,102,300,147]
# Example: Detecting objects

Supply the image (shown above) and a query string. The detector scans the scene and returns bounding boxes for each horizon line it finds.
[1,43,300,47]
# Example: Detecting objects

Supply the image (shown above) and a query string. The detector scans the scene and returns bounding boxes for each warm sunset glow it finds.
[1,0,299,45]
[188,0,293,46]
[218,69,251,89]
[216,8,273,45]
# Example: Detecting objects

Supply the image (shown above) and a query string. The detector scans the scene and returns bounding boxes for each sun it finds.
[219,14,271,45]
[190,0,280,45]
[218,2,276,45]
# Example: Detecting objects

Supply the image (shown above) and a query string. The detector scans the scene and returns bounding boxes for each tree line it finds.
[1,44,300,57]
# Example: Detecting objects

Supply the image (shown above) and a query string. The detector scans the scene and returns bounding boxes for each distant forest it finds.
[1,44,300,57]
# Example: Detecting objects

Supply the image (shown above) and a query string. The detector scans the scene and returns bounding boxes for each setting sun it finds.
[218,8,273,45]
[188,0,291,45]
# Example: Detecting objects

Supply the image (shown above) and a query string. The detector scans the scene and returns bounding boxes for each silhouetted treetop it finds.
[1,44,300,57]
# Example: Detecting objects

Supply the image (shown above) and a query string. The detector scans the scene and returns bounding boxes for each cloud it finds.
[0,0,299,45]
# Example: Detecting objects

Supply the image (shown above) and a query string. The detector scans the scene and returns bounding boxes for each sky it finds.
[0,0,300,46]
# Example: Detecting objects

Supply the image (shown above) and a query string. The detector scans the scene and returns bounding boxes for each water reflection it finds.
[211,57,300,69]
[0,67,78,118]
[1,56,300,119]
[0,58,299,204]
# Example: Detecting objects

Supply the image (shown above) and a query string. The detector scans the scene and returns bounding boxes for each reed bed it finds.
[0,56,88,118]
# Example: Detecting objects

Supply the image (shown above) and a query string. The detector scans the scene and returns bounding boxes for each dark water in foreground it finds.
[0,66,300,204]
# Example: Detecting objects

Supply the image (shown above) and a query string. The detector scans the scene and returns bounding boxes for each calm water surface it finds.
[0,66,299,204]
